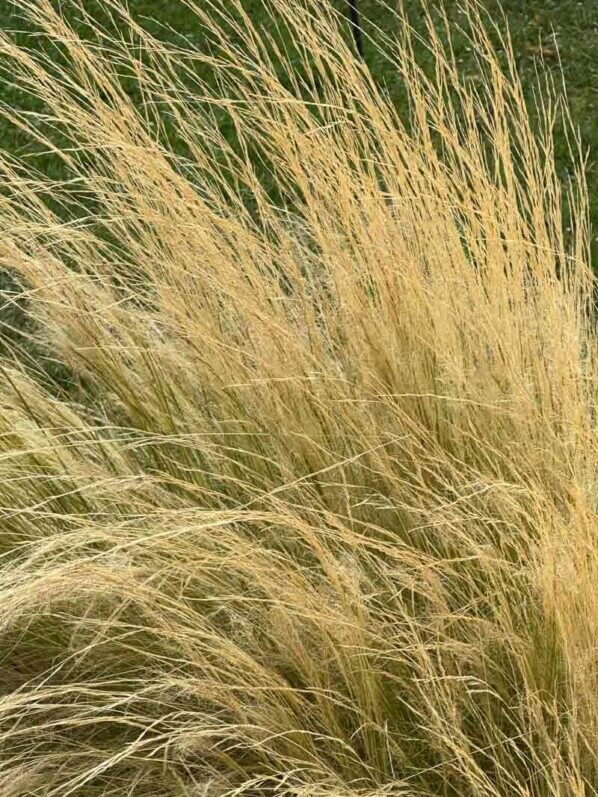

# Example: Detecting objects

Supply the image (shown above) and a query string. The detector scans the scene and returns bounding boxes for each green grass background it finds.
[0,0,596,262]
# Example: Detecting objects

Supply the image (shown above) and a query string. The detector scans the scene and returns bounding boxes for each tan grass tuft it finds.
[0,1,595,794]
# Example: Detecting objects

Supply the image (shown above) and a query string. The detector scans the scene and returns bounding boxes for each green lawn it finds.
[0,0,596,261]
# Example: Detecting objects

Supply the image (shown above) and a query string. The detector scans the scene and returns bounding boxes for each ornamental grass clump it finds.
[0,1,595,795]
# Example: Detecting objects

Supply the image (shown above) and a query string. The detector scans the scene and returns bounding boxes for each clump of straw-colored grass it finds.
[0,1,595,795]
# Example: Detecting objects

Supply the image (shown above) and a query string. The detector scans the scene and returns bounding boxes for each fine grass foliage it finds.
[0,1,596,795]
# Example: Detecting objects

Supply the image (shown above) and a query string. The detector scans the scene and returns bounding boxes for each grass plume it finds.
[0,1,596,794]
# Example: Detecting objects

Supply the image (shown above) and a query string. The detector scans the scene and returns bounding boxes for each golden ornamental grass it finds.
[0,1,595,795]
